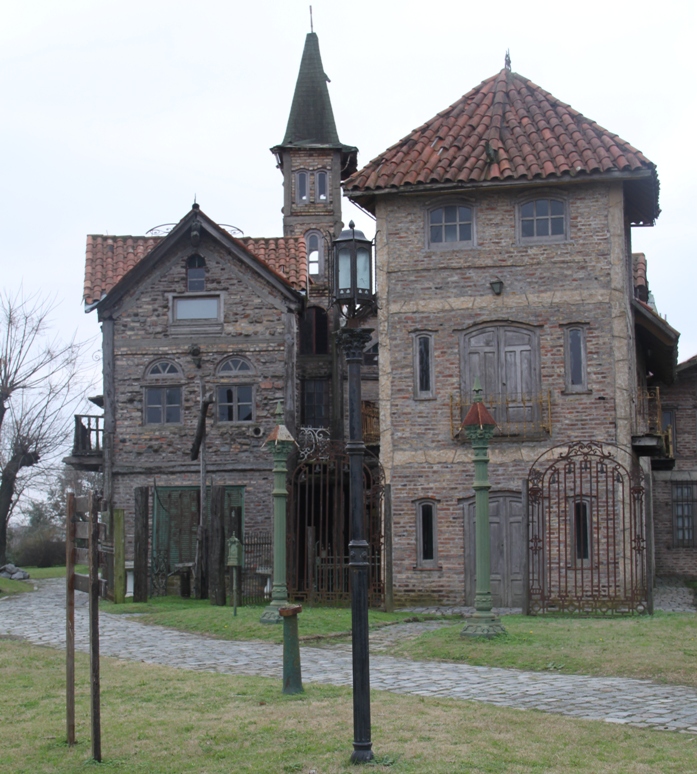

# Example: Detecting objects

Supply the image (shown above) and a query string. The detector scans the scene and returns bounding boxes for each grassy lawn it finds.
[101,595,425,644]
[2,639,695,773]
[0,565,83,597]
[388,612,697,688]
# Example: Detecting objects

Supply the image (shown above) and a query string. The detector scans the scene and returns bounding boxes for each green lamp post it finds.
[461,377,506,639]
[260,402,296,624]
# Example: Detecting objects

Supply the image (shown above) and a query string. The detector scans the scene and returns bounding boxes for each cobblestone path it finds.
[2,579,696,734]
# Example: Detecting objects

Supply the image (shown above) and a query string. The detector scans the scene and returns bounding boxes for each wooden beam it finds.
[89,493,102,762]
[190,392,214,461]
[113,508,126,604]
[133,487,149,603]
[208,486,226,606]
[65,492,76,747]
[74,573,90,594]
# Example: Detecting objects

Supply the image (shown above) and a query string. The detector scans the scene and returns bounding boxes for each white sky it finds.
[1,0,695,394]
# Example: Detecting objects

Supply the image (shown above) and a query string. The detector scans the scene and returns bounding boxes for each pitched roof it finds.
[345,68,658,223]
[280,32,342,147]
[84,232,307,305]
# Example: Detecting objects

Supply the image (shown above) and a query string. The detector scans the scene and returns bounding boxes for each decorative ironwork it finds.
[218,224,244,238]
[362,401,380,445]
[526,442,649,616]
[239,531,273,605]
[297,426,332,461]
[288,447,384,606]
[451,391,552,440]
[146,223,176,236]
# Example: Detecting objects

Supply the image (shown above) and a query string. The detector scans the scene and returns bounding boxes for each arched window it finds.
[519,198,567,241]
[296,171,309,204]
[412,332,435,399]
[564,325,588,392]
[216,357,254,423]
[143,360,182,425]
[306,231,323,276]
[315,170,328,202]
[186,255,206,292]
[428,205,473,245]
[299,307,329,355]
[415,499,438,568]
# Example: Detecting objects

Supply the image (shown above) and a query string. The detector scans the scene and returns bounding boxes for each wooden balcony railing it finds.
[72,415,104,456]
[362,401,380,445]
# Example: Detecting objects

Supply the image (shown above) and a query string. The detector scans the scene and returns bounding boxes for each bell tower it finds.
[271,32,357,245]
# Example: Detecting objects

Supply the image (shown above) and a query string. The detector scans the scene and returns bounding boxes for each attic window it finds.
[519,199,567,241]
[187,255,206,291]
[174,296,219,320]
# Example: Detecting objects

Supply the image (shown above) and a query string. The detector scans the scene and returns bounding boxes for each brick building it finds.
[345,62,692,609]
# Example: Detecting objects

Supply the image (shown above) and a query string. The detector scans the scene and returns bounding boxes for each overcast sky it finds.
[2,0,695,393]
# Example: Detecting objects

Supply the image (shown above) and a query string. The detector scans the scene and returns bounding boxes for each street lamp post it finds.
[461,377,506,639]
[333,221,375,764]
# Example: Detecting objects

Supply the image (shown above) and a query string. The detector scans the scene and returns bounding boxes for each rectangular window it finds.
[413,333,435,399]
[145,387,181,424]
[173,296,219,320]
[564,325,588,392]
[672,483,696,547]
[218,385,254,423]
[416,500,438,567]
[302,379,329,428]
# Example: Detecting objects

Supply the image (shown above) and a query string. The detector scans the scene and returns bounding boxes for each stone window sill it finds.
[412,565,443,571]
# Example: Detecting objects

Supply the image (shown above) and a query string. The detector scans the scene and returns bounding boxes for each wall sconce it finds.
[490,279,504,296]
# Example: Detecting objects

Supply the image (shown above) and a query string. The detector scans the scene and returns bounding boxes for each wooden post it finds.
[133,488,149,603]
[208,486,226,606]
[383,484,394,613]
[88,493,102,763]
[113,508,126,604]
[65,492,76,747]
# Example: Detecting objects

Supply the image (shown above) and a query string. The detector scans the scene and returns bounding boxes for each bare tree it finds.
[0,290,85,563]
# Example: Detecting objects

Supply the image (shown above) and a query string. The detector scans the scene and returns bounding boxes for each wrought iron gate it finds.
[527,442,650,615]
[288,431,384,606]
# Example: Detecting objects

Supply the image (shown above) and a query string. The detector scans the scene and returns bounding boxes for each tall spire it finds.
[281,32,341,147]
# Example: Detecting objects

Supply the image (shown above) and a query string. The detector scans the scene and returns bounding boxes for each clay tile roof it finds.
[345,69,657,210]
[83,234,307,306]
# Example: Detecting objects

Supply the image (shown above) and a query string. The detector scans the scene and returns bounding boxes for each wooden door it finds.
[465,493,525,607]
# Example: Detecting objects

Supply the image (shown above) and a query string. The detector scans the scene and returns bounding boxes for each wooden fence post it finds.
[89,492,102,763]
[65,492,76,747]
[208,486,226,606]
[133,488,149,603]
[113,508,126,604]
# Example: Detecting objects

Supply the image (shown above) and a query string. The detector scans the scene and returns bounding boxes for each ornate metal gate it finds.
[527,442,650,615]
[288,429,384,606]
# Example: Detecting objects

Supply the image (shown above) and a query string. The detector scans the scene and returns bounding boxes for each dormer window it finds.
[187,255,206,291]
[315,171,328,202]
[296,171,309,204]
[519,198,567,241]
[429,205,473,246]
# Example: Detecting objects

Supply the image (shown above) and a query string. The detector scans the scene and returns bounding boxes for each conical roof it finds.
[280,32,342,147]
[345,68,658,223]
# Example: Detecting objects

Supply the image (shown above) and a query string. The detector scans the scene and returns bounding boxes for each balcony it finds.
[633,387,674,469]
[451,391,552,441]
[63,415,104,471]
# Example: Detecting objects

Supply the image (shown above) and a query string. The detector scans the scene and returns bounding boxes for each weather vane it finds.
[505,49,511,71]
[310,5,313,33]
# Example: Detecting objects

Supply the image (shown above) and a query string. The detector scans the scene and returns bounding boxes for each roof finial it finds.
[505,49,511,71]
[309,5,313,32]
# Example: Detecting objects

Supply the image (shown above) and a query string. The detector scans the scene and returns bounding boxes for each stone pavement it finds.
[2,579,697,734]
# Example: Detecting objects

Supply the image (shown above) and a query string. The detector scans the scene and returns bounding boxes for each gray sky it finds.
[2,0,695,393]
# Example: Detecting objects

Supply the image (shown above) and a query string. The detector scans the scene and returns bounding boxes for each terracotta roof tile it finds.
[346,68,655,198]
[84,234,306,305]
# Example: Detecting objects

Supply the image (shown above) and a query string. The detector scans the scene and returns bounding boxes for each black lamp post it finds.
[333,220,374,764]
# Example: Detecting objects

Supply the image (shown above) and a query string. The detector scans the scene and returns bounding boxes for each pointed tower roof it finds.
[345,68,658,224]
[272,33,357,177]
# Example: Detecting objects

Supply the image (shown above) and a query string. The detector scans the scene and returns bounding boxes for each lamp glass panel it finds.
[356,247,371,291]
[338,248,351,292]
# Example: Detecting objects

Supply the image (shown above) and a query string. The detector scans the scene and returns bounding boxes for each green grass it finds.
[2,639,695,773]
[388,612,697,687]
[101,595,424,644]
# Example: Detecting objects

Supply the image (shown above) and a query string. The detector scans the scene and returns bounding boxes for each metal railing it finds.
[635,387,673,457]
[72,415,104,456]
[450,391,552,440]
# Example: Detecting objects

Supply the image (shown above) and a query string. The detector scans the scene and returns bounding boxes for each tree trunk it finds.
[0,450,40,564]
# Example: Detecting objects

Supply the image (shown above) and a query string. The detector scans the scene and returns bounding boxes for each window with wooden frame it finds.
[216,357,255,423]
[564,325,588,392]
[186,254,206,292]
[413,332,435,399]
[672,482,696,548]
[428,204,474,246]
[518,197,567,242]
[299,306,329,355]
[305,231,324,277]
[416,499,438,568]
[301,379,330,428]
[144,360,182,425]
[315,170,328,202]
